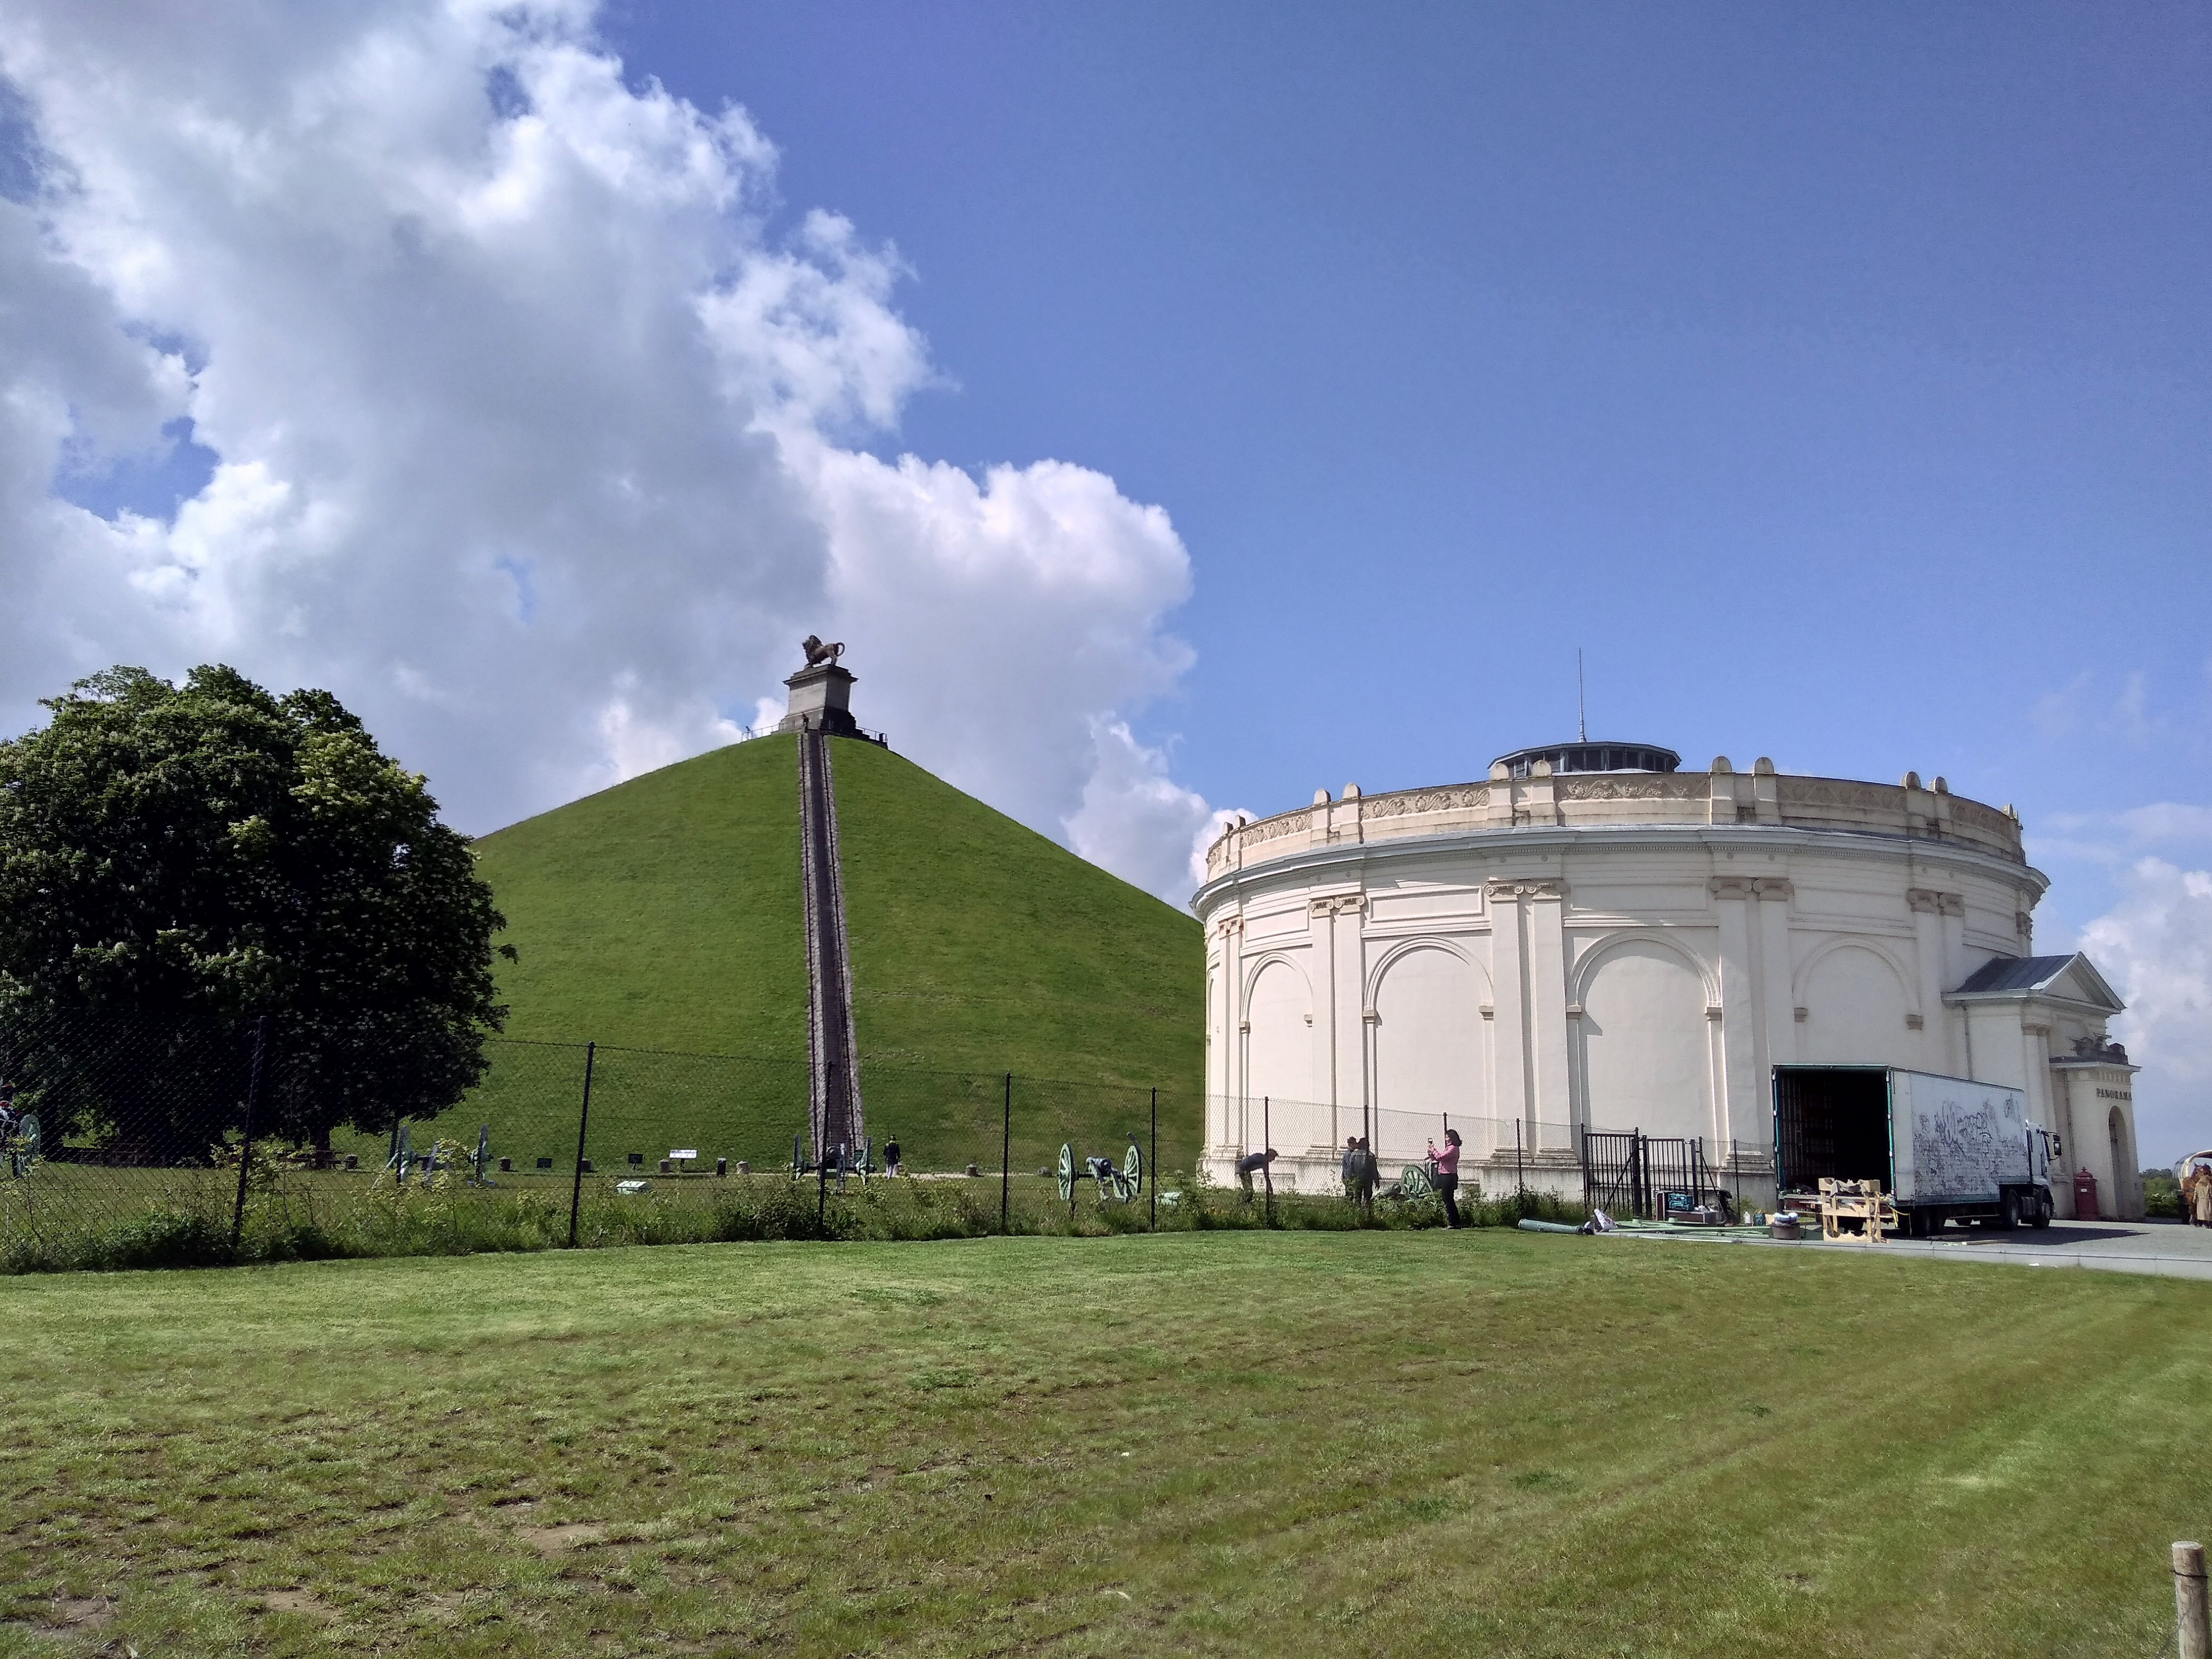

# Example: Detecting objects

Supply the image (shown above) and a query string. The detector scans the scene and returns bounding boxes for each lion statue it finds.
[800,635,845,669]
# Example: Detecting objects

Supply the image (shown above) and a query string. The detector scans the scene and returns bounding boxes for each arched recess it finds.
[1241,956,1312,1143]
[1795,940,1916,1067]
[2108,1105,2140,1217]
[1576,935,1711,1141]
[1368,943,1488,1146]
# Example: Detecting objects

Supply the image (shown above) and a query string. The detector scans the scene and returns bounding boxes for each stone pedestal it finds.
[777,664,860,737]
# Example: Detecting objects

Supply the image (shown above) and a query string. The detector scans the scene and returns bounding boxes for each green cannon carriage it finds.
[1057,1136,1145,1205]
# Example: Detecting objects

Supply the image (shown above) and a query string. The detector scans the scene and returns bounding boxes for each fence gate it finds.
[1581,1129,1710,1219]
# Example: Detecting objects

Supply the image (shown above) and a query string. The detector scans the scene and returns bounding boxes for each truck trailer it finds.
[1773,1065,2056,1237]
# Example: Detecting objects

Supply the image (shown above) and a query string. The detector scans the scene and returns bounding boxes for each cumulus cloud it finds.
[1065,719,1251,904]
[2077,858,2212,1162]
[0,0,1214,902]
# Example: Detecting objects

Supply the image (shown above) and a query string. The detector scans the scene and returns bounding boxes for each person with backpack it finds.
[1355,1137,1379,1212]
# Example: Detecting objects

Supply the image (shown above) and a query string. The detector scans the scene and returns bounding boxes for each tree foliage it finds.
[0,666,510,1157]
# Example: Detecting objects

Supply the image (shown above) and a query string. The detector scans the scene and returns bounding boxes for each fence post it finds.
[1262,1094,1273,1225]
[568,1041,596,1249]
[1516,1119,1527,1201]
[230,1015,269,1251]
[1001,1073,1012,1235]
[1150,1087,1158,1232]
[2179,1541,2209,1659]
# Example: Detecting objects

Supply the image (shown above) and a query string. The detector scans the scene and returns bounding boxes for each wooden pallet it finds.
[1817,1177,1897,1244]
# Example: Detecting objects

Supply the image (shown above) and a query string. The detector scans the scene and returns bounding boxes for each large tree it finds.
[0,666,512,1159]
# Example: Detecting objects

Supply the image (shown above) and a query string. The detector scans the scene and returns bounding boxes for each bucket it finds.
[1770,1214,1803,1242]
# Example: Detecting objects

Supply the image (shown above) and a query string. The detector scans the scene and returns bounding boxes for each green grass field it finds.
[3,1231,2206,1657]
[459,735,1205,1170]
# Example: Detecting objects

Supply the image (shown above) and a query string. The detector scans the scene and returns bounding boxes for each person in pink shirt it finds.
[1426,1128,1463,1228]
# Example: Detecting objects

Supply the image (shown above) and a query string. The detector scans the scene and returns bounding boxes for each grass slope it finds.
[459,735,1203,1170]
[2,1235,2206,1657]
[832,736,1201,1088]
[470,735,809,1057]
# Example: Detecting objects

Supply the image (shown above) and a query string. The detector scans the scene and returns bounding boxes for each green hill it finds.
[450,734,1204,1173]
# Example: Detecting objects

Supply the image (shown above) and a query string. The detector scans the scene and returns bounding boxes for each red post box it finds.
[2073,1168,2099,1222]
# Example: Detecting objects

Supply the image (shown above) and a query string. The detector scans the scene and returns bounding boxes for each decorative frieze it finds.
[1306,893,1367,918]
[1906,887,1964,915]
[1485,878,1564,901]
[1556,775,1707,801]
[1364,785,1489,818]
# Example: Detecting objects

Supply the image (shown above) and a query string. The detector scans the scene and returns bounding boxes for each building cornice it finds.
[1191,822,2048,916]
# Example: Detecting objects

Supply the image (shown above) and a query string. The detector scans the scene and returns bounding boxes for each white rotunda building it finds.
[1195,742,2143,1219]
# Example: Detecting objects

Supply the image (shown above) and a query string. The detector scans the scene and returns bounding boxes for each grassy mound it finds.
[456,735,1204,1170]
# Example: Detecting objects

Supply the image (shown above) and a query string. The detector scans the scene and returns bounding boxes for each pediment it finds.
[2047,954,2125,1013]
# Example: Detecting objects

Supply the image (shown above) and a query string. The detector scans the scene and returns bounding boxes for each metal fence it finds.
[1207,1090,1771,1213]
[0,1007,1199,1269]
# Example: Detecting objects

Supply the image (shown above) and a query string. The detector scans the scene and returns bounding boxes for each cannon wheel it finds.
[1056,1143,1074,1204]
[1122,1138,1144,1199]
[1396,1162,1434,1201]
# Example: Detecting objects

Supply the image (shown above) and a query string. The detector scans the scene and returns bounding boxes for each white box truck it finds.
[1773,1065,2057,1237]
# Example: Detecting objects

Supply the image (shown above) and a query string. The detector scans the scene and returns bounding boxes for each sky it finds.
[0,1,2206,1155]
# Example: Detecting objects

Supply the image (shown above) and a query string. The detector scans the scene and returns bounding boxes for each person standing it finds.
[1355,1137,1379,1212]
[1340,1135,1362,1202]
[1426,1129,1463,1229]
[2192,1161,2212,1228]
[883,1135,902,1177]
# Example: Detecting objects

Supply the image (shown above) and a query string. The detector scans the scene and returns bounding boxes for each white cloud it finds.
[2032,801,2212,870]
[0,0,1214,901]
[2077,858,2212,1163]
[1064,718,1252,908]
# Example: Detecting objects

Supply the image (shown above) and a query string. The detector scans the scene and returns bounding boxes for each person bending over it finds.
[1236,1147,1279,1202]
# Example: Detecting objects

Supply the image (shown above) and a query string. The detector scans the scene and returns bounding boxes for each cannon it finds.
[1057,1136,1144,1204]
[1387,1158,1438,1202]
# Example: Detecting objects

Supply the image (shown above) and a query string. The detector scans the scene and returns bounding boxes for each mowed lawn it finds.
[2,1234,2206,1658]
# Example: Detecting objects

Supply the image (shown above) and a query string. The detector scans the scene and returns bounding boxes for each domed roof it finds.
[1489,741,1680,778]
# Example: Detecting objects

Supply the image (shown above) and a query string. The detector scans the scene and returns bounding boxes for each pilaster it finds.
[1709,877,1758,1147]
[1906,888,1950,1071]
[1308,891,1367,1151]
[1217,912,1244,1153]
[1487,881,1533,1147]
[1528,883,1571,1146]
[1488,878,1570,1147]
[1756,878,1795,1073]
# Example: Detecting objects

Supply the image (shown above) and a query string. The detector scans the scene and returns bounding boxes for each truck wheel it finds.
[1999,1191,2021,1229]
[2029,1193,2051,1229]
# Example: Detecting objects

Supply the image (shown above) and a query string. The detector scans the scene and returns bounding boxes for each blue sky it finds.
[2,2,2205,1153]
[608,0,2209,945]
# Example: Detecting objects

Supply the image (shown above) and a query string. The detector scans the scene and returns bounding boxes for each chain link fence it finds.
[1203,1090,1773,1214]
[0,1008,1209,1271]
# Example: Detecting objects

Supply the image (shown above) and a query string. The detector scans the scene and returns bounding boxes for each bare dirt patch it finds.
[262,1588,335,1617]
[515,1522,607,1553]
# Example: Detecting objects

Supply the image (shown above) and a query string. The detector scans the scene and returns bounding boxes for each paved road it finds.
[1612,1217,2212,1281]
